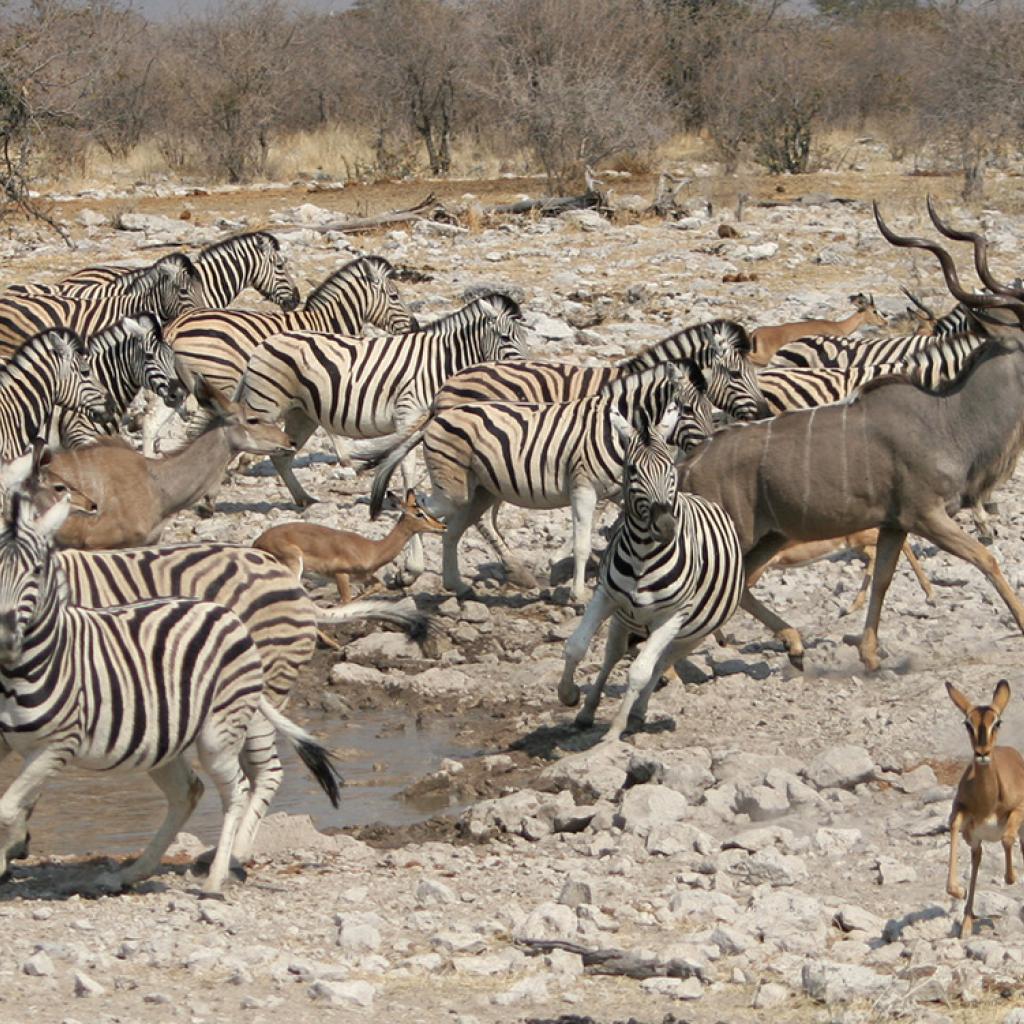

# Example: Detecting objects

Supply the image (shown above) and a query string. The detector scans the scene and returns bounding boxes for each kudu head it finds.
[874,200,1024,350]
[612,404,680,545]
[194,376,294,457]
[947,679,1011,765]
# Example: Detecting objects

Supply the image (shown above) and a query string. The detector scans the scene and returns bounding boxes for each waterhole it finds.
[0,710,473,857]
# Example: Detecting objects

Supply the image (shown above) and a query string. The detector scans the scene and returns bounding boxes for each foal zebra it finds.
[0,329,111,458]
[0,494,341,894]
[0,254,202,355]
[238,294,528,514]
[368,363,704,602]
[558,407,744,742]
[54,232,300,311]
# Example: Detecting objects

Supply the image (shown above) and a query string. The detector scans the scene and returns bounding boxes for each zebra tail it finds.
[316,597,432,643]
[259,699,344,808]
[368,423,429,519]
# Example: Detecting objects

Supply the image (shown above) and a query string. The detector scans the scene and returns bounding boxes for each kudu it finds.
[749,293,887,367]
[946,680,1024,938]
[678,202,1024,672]
[253,490,446,602]
[45,380,293,549]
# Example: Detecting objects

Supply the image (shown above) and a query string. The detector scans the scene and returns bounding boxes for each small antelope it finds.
[946,680,1024,938]
[749,293,887,366]
[253,490,445,602]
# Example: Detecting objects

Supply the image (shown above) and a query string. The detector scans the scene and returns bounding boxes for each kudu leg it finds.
[741,536,805,668]
[854,527,905,672]
[917,509,1024,634]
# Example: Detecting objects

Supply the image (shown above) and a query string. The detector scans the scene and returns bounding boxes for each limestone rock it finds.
[805,745,875,791]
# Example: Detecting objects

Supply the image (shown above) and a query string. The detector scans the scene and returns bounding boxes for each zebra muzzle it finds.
[651,505,676,543]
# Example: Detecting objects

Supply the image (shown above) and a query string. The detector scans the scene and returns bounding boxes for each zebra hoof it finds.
[573,711,595,730]
[559,682,581,707]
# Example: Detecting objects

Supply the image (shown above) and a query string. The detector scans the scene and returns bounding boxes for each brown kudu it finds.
[679,201,1024,672]
[749,293,887,367]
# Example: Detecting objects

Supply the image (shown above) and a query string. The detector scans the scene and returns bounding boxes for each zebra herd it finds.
[0,215,1017,896]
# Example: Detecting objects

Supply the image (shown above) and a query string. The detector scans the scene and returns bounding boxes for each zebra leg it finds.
[569,484,599,604]
[329,434,355,477]
[576,617,631,730]
[0,746,65,879]
[559,585,615,707]
[476,510,539,589]
[631,637,700,726]
[272,411,319,508]
[441,491,494,596]
[230,713,283,866]
[120,758,204,887]
[603,614,686,744]
[194,740,250,896]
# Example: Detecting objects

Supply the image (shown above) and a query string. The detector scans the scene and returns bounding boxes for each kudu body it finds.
[749,293,886,366]
[679,202,1024,671]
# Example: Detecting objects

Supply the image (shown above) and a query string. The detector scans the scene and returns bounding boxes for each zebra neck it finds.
[2,573,68,691]
[89,335,141,410]
[0,352,61,455]
[196,245,247,307]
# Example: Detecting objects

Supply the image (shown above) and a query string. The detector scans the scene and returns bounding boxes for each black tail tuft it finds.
[297,740,345,808]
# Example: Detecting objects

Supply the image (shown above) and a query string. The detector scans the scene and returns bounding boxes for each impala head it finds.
[700,322,770,421]
[477,293,528,361]
[250,232,300,311]
[363,256,417,333]
[612,405,679,545]
[194,376,295,456]
[947,680,1011,765]
[382,489,446,534]
[849,292,887,327]
[0,492,69,668]
[666,361,715,453]
[44,329,115,429]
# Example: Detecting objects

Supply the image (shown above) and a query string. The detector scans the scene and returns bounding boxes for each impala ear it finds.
[946,681,974,717]
[992,679,1011,715]
[610,409,633,442]
[381,490,401,512]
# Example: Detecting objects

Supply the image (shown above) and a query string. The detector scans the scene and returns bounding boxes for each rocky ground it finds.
[2,150,1024,1022]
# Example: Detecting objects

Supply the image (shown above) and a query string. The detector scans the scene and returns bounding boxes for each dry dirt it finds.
[2,154,1024,1023]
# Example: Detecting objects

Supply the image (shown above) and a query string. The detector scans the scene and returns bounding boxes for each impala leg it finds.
[576,618,631,729]
[856,527,905,672]
[334,573,352,603]
[569,484,599,604]
[947,807,965,899]
[916,509,1024,633]
[902,541,935,605]
[559,585,615,707]
[1003,809,1024,884]
[121,758,203,886]
[272,411,319,508]
[962,843,983,938]
[399,453,425,575]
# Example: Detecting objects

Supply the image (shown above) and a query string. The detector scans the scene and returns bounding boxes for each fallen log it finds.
[515,937,703,980]
[487,167,610,219]
[274,192,444,234]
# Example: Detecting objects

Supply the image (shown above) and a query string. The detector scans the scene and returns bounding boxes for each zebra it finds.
[0,329,112,458]
[424,318,767,422]
[367,363,707,602]
[237,294,528,518]
[0,254,203,357]
[49,314,188,448]
[0,493,343,894]
[51,231,300,311]
[558,406,744,743]
[166,255,417,397]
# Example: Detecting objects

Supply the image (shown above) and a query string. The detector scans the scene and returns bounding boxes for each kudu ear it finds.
[610,410,634,442]
[946,681,974,717]
[34,493,72,538]
[992,679,1011,716]
[0,448,36,492]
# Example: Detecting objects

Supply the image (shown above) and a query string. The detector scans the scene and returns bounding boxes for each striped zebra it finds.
[0,254,202,356]
[49,314,187,448]
[367,363,702,602]
[51,232,300,311]
[0,329,112,458]
[238,294,528,516]
[426,318,767,421]
[557,407,743,742]
[0,494,342,894]
[166,255,417,397]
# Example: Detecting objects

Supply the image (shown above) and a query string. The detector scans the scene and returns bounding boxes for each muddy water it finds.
[0,711,472,857]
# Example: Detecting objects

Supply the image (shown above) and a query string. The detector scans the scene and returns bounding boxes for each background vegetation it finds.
[2,0,1023,219]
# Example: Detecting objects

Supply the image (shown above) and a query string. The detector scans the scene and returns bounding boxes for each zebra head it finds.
[46,329,115,428]
[701,322,771,421]
[250,233,300,311]
[136,253,204,322]
[125,314,188,409]
[364,256,418,333]
[476,294,528,361]
[0,491,69,668]
[612,406,680,545]
[666,361,715,454]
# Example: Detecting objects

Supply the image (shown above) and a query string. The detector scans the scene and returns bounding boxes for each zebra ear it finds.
[657,402,680,441]
[476,298,498,319]
[34,494,71,538]
[121,316,143,336]
[610,410,634,442]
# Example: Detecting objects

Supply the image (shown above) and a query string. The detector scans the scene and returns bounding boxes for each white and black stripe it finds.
[558,407,744,742]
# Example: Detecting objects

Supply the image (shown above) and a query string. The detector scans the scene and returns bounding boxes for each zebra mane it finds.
[199,231,280,260]
[304,256,395,309]
[473,292,522,320]
[123,253,197,295]
[90,313,161,352]
[599,361,678,398]
[681,359,707,392]
[854,338,1006,401]
[703,319,752,355]
[25,327,86,361]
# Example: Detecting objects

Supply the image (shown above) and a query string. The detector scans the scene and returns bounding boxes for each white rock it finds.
[527,312,576,340]
[875,856,917,885]
[513,902,577,941]
[431,931,487,955]
[616,783,689,837]
[538,744,631,802]
[76,209,107,228]
[329,662,387,687]
[753,981,790,1008]
[802,960,892,1004]
[308,979,375,1007]
[742,242,779,261]
[491,974,550,1005]
[73,970,105,997]
[735,783,790,821]
[562,209,609,232]
[337,921,381,953]
[639,976,704,1000]
[805,745,875,790]
[836,906,883,934]
[646,822,716,857]
[735,848,808,886]
[814,826,863,855]
[711,924,753,955]
[23,950,56,976]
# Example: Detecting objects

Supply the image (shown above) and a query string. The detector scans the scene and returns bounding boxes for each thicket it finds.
[3,0,1024,217]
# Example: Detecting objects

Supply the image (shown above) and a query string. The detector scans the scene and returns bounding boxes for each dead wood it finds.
[515,937,702,980]
[274,193,446,234]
